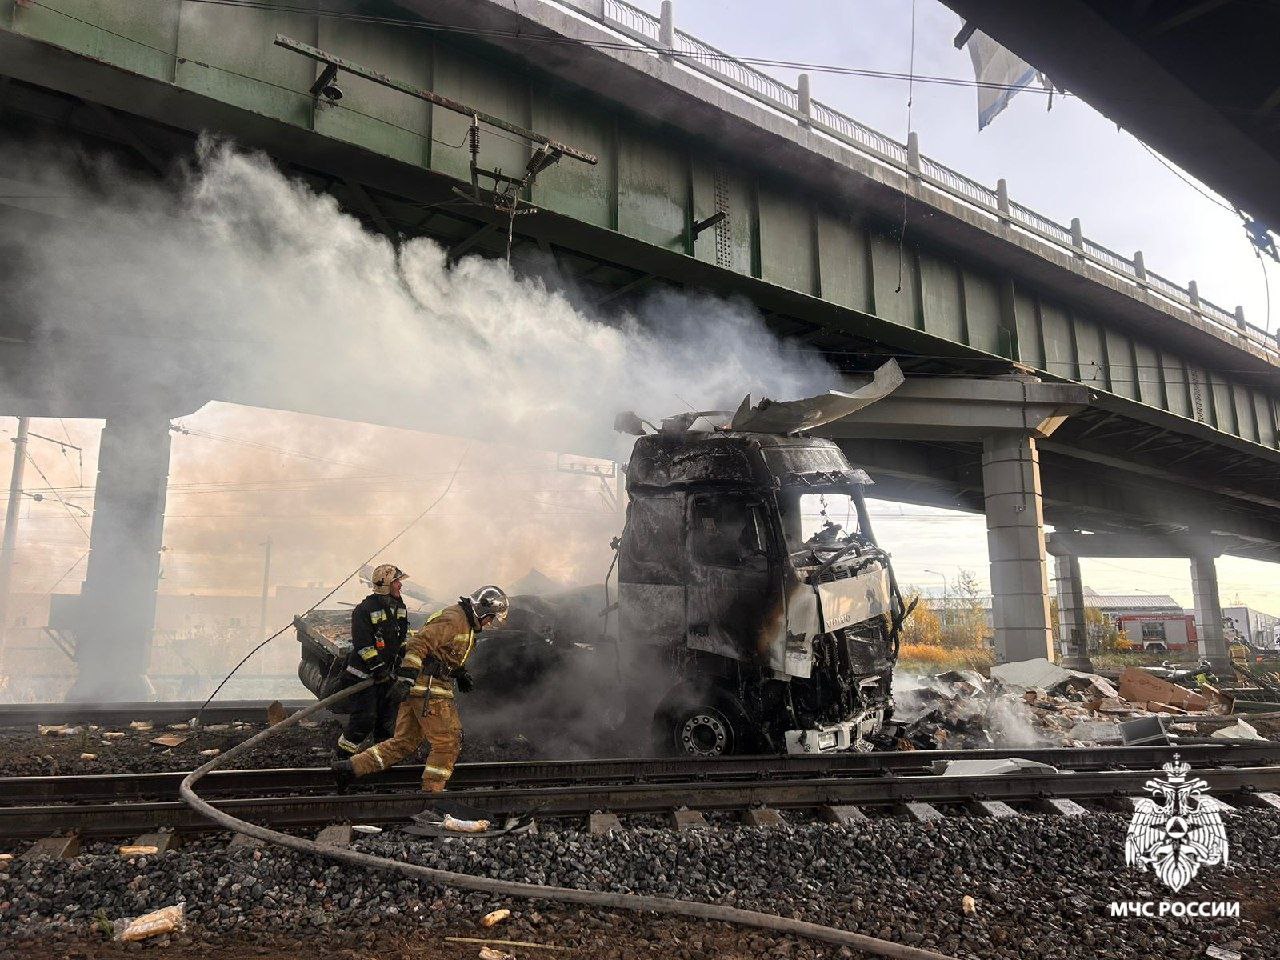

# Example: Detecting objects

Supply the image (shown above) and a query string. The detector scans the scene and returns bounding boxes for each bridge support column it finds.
[67,411,172,701]
[982,431,1054,664]
[1052,552,1092,671]
[1190,553,1232,674]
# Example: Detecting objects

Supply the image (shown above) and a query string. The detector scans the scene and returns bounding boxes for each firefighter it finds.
[335,563,411,757]
[332,585,510,793]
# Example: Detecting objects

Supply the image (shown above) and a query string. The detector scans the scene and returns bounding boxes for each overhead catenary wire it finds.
[180,680,961,960]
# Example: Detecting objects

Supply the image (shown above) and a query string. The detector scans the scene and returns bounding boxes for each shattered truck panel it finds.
[620,429,904,754]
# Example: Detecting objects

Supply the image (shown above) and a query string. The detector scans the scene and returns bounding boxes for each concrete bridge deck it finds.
[0,0,1276,692]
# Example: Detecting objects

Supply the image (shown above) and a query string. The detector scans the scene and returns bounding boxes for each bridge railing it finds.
[564,0,1279,361]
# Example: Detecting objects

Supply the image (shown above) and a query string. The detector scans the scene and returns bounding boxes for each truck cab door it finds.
[685,493,780,664]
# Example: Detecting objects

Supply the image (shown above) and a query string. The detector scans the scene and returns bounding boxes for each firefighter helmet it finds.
[370,563,408,595]
[464,584,509,629]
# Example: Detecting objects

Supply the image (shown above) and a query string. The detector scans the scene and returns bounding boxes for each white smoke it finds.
[10,140,836,457]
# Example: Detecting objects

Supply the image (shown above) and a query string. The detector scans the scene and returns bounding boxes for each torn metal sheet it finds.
[730,360,904,434]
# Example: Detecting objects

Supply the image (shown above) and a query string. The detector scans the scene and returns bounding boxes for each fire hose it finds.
[180,680,961,960]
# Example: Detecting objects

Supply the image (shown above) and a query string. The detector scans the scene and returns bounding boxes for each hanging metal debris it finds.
[274,35,598,259]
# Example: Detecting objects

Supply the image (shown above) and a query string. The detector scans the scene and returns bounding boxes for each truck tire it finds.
[652,686,754,757]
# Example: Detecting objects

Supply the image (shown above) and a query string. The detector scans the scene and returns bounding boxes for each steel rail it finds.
[5,764,1280,839]
[4,743,1278,806]
[0,700,317,726]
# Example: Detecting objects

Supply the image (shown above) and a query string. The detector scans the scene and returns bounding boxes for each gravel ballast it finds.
[2,811,1276,959]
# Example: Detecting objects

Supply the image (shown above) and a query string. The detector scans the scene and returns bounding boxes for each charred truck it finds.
[299,363,910,756]
[613,361,910,755]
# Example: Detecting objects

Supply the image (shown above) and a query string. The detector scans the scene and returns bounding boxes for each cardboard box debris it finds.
[150,734,190,749]
[266,701,288,725]
[117,845,160,857]
[481,909,512,928]
[1117,667,1209,711]
[128,721,153,732]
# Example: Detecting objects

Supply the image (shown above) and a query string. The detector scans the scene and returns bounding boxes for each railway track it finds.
[4,744,1280,841]
[2,742,1279,806]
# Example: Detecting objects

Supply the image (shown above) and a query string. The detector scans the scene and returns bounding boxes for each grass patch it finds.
[898,643,994,673]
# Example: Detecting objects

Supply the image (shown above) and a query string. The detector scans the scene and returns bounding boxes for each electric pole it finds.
[0,418,31,671]
[258,536,273,642]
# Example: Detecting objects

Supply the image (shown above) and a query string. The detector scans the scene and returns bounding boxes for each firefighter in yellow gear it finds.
[332,585,510,793]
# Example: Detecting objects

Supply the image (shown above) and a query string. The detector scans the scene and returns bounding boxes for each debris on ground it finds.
[1211,718,1266,741]
[444,815,492,833]
[266,701,288,726]
[481,909,512,928]
[150,733,190,749]
[961,894,977,916]
[883,657,1280,748]
[477,947,515,960]
[114,904,185,942]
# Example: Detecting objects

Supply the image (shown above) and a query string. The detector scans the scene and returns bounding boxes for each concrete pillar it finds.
[659,1,675,60]
[906,131,921,174]
[1190,553,1232,673]
[68,411,172,700]
[995,178,1009,220]
[1069,217,1084,253]
[1132,250,1146,282]
[1188,279,1201,309]
[982,432,1054,664]
[1053,553,1092,671]
[796,73,812,126]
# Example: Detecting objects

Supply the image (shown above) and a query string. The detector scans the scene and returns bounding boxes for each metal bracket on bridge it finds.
[274,35,599,261]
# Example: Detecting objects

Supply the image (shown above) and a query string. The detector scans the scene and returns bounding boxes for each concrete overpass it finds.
[0,0,1277,695]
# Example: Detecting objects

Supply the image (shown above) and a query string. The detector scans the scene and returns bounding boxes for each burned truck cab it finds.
[619,429,904,755]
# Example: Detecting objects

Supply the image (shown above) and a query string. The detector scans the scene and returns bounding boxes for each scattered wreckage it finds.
[300,362,913,756]
[883,657,1277,750]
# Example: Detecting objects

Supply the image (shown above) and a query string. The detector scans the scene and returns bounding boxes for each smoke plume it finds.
[9,140,836,458]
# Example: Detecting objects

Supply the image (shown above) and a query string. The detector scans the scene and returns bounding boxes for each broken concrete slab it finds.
[1211,718,1266,741]
[932,758,1059,777]
[1066,720,1124,744]
[989,658,1077,691]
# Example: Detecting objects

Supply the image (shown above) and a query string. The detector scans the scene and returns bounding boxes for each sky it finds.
[624,0,1280,610]
[1,0,1278,635]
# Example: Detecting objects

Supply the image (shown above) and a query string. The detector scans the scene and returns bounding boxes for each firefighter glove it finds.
[454,667,474,694]
[388,676,412,705]
[369,659,390,682]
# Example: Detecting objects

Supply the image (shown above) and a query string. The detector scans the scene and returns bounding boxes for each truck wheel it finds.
[675,706,736,756]
[653,689,752,757]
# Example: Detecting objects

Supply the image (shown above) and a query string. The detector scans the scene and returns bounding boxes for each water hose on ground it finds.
[180,681,961,960]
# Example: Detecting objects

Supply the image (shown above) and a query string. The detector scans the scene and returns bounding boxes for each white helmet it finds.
[464,584,509,628]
